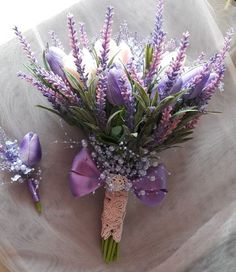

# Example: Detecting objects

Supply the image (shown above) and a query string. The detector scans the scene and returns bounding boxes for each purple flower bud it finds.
[19,132,42,167]
[45,46,67,80]
[107,65,131,106]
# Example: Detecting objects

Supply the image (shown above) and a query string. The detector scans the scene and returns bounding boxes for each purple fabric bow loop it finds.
[69,147,101,197]
[132,164,168,206]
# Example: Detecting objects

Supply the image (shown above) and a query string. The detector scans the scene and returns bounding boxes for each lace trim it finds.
[101,190,128,242]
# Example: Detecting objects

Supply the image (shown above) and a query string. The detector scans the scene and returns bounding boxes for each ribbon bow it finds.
[69,148,168,206]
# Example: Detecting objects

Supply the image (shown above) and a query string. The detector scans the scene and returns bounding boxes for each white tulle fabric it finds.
[0,0,235,271]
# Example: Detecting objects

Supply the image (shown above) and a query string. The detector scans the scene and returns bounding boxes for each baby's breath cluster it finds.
[82,136,161,192]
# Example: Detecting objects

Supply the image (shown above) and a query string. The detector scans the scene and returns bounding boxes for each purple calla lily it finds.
[45,46,67,80]
[19,132,42,167]
[107,65,131,106]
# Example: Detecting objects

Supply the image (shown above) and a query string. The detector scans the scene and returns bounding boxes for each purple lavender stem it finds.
[67,13,88,87]
[186,63,210,89]
[35,67,77,104]
[100,6,114,70]
[96,74,107,127]
[216,28,234,66]
[127,60,144,86]
[79,23,89,48]
[152,0,164,46]
[119,76,135,129]
[49,31,64,50]
[164,32,190,93]
[17,72,63,110]
[13,26,38,64]
[200,65,225,101]
[145,0,166,85]
[145,31,166,85]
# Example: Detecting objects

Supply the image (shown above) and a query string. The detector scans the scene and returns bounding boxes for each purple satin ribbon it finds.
[69,148,168,206]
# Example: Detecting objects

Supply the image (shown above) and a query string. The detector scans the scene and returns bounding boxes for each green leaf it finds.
[98,134,119,144]
[172,107,198,117]
[64,70,84,92]
[134,82,150,107]
[42,50,50,71]
[133,94,147,111]
[151,89,159,106]
[36,104,62,117]
[144,44,154,72]
[91,46,100,67]
[134,102,144,129]
[108,50,121,67]
[206,110,222,114]
[83,122,100,131]
[111,126,123,139]
[106,109,124,131]
[70,106,96,124]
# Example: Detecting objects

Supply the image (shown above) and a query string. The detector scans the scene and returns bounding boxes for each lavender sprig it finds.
[96,74,107,126]
[100,6,114,70]
[79,23,89,48]
[216,28,234,65]
[145,0,166,85]
[164,32,190,93]
[13,26,38,64]
[145,31,166,85]
[49,31,64,50]
[153,106,182,145]
[187,62,210,89]
[127,60,144,86]
[200,65,226,101]
[119,76,135,129]
[17,72,63,110]
[152,0,164,46]
[67,13,88,87]
[35,67,77,104]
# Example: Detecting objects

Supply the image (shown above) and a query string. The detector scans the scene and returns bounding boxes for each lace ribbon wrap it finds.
[101,175,129,242]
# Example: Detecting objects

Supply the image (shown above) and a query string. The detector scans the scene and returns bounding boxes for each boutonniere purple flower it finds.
[14,0,233,263]
[0,129,42,213]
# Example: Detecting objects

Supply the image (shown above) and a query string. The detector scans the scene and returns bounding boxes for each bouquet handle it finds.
[101,190,128,262]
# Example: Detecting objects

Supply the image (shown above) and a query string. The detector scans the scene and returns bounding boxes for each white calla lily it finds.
[94,39,132,65]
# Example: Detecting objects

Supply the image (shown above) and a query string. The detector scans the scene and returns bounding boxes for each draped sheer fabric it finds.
[0,0,235,271]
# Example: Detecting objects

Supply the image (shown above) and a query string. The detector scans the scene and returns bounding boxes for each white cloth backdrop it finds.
[0,0,235,271]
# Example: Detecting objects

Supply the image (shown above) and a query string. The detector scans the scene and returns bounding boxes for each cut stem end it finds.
[102,237,119,263]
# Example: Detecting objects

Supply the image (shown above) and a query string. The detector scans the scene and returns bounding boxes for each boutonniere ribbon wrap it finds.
[15,0,233,262]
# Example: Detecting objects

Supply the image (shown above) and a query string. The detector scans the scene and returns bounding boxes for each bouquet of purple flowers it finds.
[15,0,233,263]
